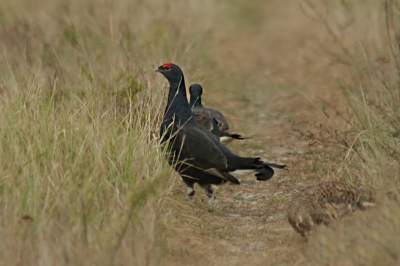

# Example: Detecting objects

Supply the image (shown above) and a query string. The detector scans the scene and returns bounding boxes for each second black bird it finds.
[189,83,245,142]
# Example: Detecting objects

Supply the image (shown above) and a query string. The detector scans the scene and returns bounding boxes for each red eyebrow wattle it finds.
[162,63,173,69]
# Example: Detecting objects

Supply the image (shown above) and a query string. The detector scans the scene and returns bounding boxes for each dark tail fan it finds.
[254,157,286,169]
[255,166,274,181]
[254,157,286,181]
[237,157,286,169]
[225,132,246,140]
[219,131,248,140]
[234,157,286,181]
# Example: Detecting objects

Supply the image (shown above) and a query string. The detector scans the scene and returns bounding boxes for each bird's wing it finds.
[204,168,240,184]
[192,108,225,137]
[206,108,229,131]
[192,109,213,131]
[180,126,228,170]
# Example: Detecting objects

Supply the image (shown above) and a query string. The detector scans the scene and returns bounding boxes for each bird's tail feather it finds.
[223,172,241,185]
[222,132,246,140]
[234,157,286,181]
[254,157,286,169]
[255,166,274,181]
[236,157,285,169]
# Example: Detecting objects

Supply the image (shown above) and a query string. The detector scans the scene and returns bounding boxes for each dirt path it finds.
[164,2,347,265]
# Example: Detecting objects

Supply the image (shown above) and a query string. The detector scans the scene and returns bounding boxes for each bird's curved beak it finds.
[155,69,160,73]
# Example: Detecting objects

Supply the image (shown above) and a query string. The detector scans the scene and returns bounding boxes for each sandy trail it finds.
[164,2,345,265]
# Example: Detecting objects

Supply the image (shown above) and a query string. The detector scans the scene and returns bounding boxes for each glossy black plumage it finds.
[156,63,285,203]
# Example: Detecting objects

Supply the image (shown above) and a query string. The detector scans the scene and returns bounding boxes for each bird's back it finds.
[287,181,375,237]
[206,107,229,131]
[191,107,215,132]
[191,106,231,137]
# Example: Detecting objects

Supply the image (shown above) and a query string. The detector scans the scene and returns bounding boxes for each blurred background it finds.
[0,0,399,265]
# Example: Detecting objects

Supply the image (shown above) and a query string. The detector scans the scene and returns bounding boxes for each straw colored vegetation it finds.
[0,0,399,265]
[301,1,400,265]
[0,0,214,264]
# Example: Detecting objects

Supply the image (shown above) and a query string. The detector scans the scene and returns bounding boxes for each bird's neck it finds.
[190,95,202,108]
[164,77,192,124]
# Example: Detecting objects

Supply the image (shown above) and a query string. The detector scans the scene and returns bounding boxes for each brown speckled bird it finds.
[287,181,375,237]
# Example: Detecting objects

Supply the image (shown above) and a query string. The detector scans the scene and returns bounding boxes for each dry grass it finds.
[301,1,400,265]
[0,0,219,264]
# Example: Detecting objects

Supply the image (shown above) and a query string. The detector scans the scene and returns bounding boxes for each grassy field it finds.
[302,1,400,265]
[0,0,399,265]
[0,0,198,264]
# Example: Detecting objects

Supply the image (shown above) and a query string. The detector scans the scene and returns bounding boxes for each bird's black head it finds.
[189,84,203,107]
[189,84,203,97]
[156,63,184,85]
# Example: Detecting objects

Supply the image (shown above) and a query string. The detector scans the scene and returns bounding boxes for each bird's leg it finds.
[182,178,195,199]
[201,184,216,211]
[186,185,195,198]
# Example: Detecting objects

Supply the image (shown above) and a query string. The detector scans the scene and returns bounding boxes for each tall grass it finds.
[302,1,400,265]
[0,0,218,264]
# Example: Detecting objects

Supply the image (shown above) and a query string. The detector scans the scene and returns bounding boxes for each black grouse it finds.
[189,84,245,142]
[156,63,285,208]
